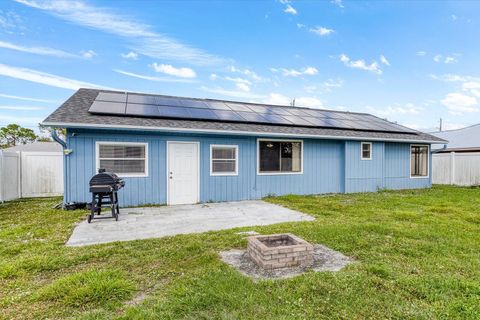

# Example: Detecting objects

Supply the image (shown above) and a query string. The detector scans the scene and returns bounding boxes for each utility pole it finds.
[439,118,443,132]
[290,98,295,107]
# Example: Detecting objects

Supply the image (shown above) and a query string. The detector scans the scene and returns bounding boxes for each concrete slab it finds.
[66,201,315,246]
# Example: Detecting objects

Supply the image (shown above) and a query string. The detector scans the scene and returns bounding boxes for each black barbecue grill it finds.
[88,169,125,223]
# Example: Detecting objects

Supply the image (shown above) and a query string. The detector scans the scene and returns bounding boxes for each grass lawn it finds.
[1,185,479,319]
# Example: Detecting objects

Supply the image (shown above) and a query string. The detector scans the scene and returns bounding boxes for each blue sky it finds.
[0,0,479,133]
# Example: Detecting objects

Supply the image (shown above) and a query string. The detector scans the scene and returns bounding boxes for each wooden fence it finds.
[432,152,480,186]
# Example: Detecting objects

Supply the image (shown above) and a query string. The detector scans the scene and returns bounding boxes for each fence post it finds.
[0,151,3,202]
[450,152,455,185]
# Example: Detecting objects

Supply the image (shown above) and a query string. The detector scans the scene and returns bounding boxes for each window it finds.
[258,140,302,174]
[361,142,372,160]
[210,145,238,176]
[410,145,429,178]
[96,142,148,177]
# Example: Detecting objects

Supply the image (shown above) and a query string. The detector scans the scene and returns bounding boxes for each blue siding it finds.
[344,141,385,193]
[64,129,431,206]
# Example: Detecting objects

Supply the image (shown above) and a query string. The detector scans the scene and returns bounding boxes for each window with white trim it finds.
[410,145,429,177]
[361,142,372,160]
[210,145,238,175]
[97,142,148,177]
[258,140,302,174]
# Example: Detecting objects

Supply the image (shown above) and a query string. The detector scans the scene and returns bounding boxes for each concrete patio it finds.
[66,200,314,246]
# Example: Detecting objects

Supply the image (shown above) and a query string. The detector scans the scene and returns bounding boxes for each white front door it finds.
[167,142,199,205]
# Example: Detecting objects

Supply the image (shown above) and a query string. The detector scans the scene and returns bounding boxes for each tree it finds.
[0,124,38,148]
[38,124,66,141]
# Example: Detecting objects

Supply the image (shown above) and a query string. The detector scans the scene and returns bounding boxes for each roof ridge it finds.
[431,123,480,133]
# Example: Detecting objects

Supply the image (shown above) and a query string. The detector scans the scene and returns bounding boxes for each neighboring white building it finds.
[431,124,480,186]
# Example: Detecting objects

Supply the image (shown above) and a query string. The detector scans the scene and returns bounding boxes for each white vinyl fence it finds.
[0,150,63,202]
[432,152,480,186]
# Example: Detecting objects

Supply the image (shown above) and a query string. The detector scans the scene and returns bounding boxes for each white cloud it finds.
[229,66,263,82]
[433,54,442,62]
[0,105,43,110]
[271,66,318,77]
[121,51,138,60]
[339,54,382,75]
[416,51,427,56]
[309,26,334,37]
[444,56,457,64]
[380,55,390,66]
[81,49,96,59]
[296,23,305,29]
[224,77,251,85]
[209,73,218,80]
[331,0,344,8]
[263,93,291,105]
[262,93,322,108]
[0,40,81,58]
[366,103,423,117]
[295,97,323,108]
[429,74,468,82]
[235,82,250,92]
[200,86,264,99]
[0,114,43,125]
[15,0,225,65]
[0,63,116,90]
[323,78,344,88]
[462,81,480,97]
[441,92,478,114]
[284,4,297,15]
[150,63,196,78]
[113,69,195,83]
[0,93,58,103]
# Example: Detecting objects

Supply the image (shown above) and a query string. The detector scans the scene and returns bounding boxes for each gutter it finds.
[42,121,447,144]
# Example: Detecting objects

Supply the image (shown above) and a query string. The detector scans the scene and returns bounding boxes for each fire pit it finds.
[247,234,314,269]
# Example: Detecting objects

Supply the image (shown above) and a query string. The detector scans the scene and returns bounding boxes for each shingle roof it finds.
[43,88,445,143]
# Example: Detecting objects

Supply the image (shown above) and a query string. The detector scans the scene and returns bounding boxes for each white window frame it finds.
[95,141,149,178]
[257,138,304,175]
[210,144,239,176]
[409,144,430,179]
[361,142,372,160]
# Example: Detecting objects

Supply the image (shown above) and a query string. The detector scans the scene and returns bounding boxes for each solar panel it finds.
[212,110,246,121]
[126,103,160,117]
[205,101,231,110]
[158,106,192,118]
[96,92,127,103]
[187,108,218,120]
[179,99,209,109]
[88,91,417,134]
[89,101,125,114]
[127,94,157,105]
[226,103,253,112]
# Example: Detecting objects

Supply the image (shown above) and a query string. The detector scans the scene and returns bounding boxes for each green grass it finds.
[0,185,479,319]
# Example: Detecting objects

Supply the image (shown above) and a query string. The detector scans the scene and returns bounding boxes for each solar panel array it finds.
[88,92,416,134]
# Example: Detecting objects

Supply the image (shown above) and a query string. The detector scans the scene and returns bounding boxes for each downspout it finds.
[50,129,70,207]
[51,129,67,149]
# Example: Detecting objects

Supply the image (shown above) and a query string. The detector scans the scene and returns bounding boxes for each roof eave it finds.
[41,121,446,144]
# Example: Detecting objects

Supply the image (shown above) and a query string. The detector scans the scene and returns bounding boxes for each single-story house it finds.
[43,88,445,206]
